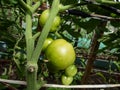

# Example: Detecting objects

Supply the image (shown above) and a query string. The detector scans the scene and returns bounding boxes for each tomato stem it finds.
[31,0,60,62]
[32,0,46,13]
[18,0,32,12]
[24,0,60,90]
[59,2,87,12]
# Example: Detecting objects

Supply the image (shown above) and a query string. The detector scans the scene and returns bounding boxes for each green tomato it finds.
[45,39,76,71]
[61,75,73,85]
[39,9,61,32]
[65,64,77,77]
[42,38,53,52]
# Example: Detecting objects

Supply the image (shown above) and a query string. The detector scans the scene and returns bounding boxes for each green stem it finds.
[25,12,34,61]
[31,0,60,62]
[95,0,120,5]
[32,0,45,13]
[27,0,32,6]
[59,2,87,12]
[18,0,32,12]
[26,0,60,90]
[26,62,38,90]
[25,1,36,90]
[33,32,41,40]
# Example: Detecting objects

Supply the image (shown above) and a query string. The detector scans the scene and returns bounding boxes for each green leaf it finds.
[110,21,120,27]
[60,0,78,5]
[74,18,100,33]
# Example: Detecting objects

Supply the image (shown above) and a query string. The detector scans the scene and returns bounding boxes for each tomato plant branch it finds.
[95,0,120,5]
[18,0,32,12]
[59,2,87,12]
[67,9,120,21]
[25,0,60,90]
[31,0,60,62]
[26,62,38,90]
[81,21,107,84]
[13,34,23,71]
[24,0,37,90]
[32,0,45,13]
[26,0,32,6]
[25,12,34,61]
[33,32,41,40]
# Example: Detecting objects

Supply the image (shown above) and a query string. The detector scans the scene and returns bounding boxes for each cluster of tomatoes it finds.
[39,9,77,85]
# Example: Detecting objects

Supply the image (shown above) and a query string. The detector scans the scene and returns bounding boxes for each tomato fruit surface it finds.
[45,39,76,70]
[39,9,61,32]
[42,38,53,52]
[61,75,73,85]
[65,64,77,77]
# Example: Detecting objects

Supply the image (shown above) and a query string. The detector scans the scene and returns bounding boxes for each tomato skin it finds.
[61,75,73,85]
[45,39,76,70]
[65,64,77,77]
[39,9,61,32]
[42,38,53,52]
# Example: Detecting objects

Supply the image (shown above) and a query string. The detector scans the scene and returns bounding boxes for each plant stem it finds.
[31,0,60,62]
[25,12,34,61]
[32,0,45,13]
[95,0,120,5]
[26,0,60,90]
[81,21,107,85]
[26,62,38,90]
[59,2,87,12]
[18,0,31,12]
[25,0,36,90]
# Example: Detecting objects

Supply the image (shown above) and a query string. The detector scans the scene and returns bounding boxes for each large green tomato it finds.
[45,39,76,71]
[61,75,73,85]
[39,9,61,32]
[42,38,53,52]
[65,64,77,77]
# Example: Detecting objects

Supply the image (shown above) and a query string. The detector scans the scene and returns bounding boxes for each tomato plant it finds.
[1,0,120,90]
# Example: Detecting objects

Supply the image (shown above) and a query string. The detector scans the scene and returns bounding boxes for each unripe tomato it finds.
[39,9,61,32]
[42,38,53,52]
[45,39,76,70]
[61,75,73,85]
[65,64,77,77]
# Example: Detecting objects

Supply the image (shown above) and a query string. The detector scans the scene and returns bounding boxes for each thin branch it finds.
[32,32,41,40]
[67,9,120,21]
[0,78,120,88]
[18,0,32,12]
[99,4,120,16]
[1,82,18,90]
[85,0,120,16]
[81,22,106,84]
[85,0,120,5]
[59,2,88,12]
[32,0,46,13]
